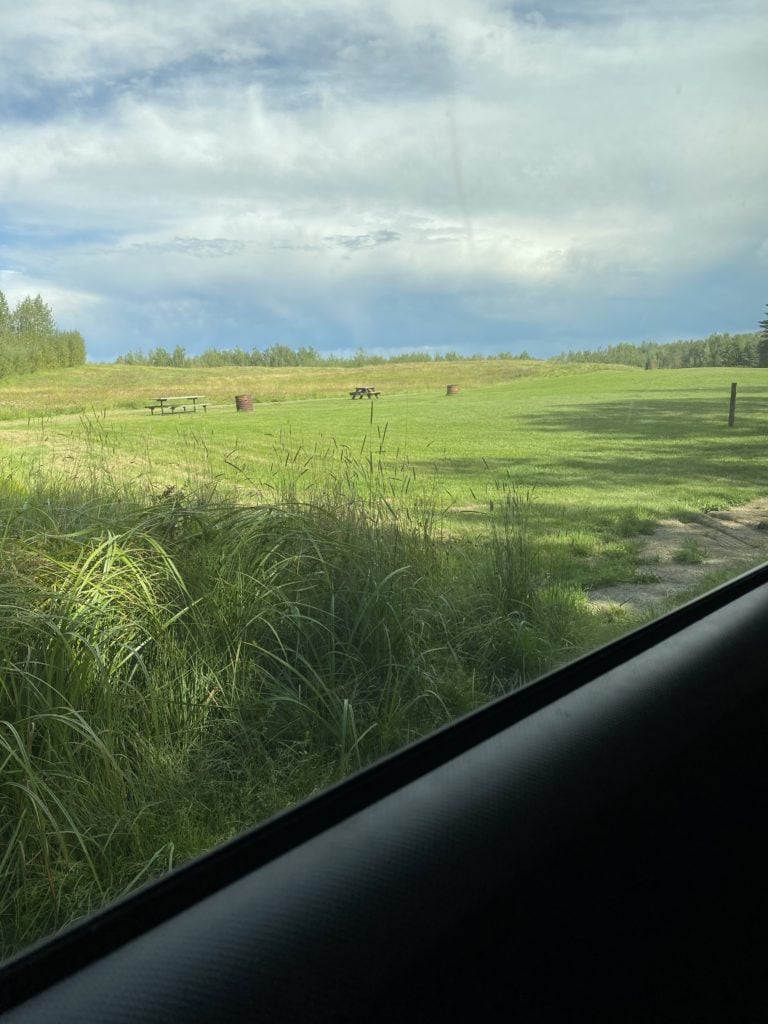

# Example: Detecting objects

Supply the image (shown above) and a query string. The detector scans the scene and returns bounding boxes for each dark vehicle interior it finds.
[1,562,766,1021]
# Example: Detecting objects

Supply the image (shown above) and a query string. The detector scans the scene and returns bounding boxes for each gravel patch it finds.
[589,498,768,615]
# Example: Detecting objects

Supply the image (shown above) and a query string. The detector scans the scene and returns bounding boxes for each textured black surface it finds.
[2,570,768,1021]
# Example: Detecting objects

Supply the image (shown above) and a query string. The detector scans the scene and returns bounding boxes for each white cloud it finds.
[0,270,102,327]
[1,0,766,354]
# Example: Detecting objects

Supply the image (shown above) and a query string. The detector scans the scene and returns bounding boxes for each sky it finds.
[0,0,766,362]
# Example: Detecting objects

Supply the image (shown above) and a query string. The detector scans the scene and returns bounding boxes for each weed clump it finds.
[673,539,708,564]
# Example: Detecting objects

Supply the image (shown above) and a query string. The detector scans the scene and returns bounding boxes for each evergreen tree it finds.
[759,306,768,367]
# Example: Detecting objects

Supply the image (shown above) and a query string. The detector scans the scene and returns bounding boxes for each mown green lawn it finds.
[3,364,767,587]
[0,357,617,419]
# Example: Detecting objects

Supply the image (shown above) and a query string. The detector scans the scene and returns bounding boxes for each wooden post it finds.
[728,383,737,427]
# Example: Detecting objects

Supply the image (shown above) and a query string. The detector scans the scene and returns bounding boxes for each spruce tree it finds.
[758,306,768,367]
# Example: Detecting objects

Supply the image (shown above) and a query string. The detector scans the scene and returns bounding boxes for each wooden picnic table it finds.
[350,387,381,399]
[146,396,206,415]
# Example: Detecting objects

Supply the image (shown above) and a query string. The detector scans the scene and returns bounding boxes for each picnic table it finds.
[146,396,206,415]
[350,387,381,399]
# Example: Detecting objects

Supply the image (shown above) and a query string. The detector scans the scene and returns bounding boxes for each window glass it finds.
[0,0,765,962]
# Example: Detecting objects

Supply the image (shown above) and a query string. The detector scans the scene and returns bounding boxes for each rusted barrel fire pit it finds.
[235,394,254,412]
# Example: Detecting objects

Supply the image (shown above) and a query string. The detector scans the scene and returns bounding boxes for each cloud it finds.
[0,269,102,326]
[128,237,247,258]
[0,0,766,356]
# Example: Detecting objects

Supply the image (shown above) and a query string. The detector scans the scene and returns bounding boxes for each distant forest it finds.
[557,331,766,369]
[0,290,86,377]
[115,343,533,368]
[117,324,768,371]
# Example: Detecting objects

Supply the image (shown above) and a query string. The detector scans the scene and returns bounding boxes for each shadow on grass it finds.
[412,444,768,501]
[523,395,768,441]
[406,391,768,503]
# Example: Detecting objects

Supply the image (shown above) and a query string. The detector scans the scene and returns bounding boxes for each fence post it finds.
[728,382,737,427]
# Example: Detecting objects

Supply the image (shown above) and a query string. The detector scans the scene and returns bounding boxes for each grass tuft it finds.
[0,448,610,960]
[672,539,708,564]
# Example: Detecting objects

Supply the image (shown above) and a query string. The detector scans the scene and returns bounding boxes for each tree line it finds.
[116,308,768,370]
[115,344,534,368]
[0,291,86,377]
[557,330,766,369]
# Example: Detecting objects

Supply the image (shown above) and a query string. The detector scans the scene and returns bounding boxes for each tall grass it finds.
[0,442,608,961]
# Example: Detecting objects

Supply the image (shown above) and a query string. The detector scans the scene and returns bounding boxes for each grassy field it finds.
[1,359,768,960]
[0,357,622,419]
[4,362,768,586]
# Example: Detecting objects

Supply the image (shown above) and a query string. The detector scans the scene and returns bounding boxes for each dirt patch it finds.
[589,498,768,614]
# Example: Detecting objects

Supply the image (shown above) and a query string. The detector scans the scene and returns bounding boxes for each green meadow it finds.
[5,362,768,582]
[1,359,767,959]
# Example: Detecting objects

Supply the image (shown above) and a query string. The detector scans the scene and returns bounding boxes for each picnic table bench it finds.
[146,396,207,415]
[350,387,381,399]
